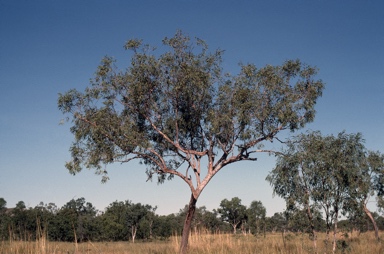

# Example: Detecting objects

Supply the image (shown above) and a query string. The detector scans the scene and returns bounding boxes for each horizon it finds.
[1,0,383,216]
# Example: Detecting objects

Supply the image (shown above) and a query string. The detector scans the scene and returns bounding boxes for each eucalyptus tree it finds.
[314,132,371,253]
[11,201,28,240]
[247,200,266,236]
[126,203,154,242]
[58,31,324,253]
[350,150,384,240]
[58,198,98,242]
[0,198,9,240]
[101,201,130,241]
[0,198,6,213]
[266,131,325,251]
[268,131,367,254]
[217,197,247,234]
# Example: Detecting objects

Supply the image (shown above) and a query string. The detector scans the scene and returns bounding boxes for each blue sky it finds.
[0,1,383,216]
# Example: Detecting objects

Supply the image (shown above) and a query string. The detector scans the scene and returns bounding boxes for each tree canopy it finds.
[217,197,247,234]
[267,131,383,252]
[58,31,324,253]
[59,30,323,194]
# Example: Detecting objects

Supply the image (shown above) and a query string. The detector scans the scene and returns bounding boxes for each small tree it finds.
[266,131,324,251]
[247,200,266,236]
[349,150,384,240]
[268,131,368,254]
[101,201,130,241]
[126,203,153,243]
[58,31,324,253]
[217,197,247,234]
[0,198,9,240]
[57,198,97,242]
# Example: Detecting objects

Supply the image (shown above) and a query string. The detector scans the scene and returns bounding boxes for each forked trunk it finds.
[179,194,197,254]
[364,204,379,241]
[131,225,137,243]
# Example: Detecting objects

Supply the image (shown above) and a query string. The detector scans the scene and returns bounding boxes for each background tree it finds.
[11,201,28,240]
[266,131,326,251]
[247,200,266,236]
[33,202,57,241]
[200,208,225,234]
[136,205,157,240]
[349,150,384,240]
[53,198,98,242]
[314,132,368,254]
[126,202,153,243]
[58,31,324,253]
[217,197,247,234]
[0,198,10,241]
[268,131,367,253]
[265,212,288,233]
[153,213,184,239]
[101,201,130,241]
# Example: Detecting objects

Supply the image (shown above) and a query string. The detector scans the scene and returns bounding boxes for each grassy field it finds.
[1,231,383,254]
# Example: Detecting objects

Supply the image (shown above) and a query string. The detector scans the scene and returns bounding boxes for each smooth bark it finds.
[332,210,339,254]
[364,204,379,241]
[179,194,197,254]
[305,204,317,253]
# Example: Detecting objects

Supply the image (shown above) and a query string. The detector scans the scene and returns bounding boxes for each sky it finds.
[0,0,383,216]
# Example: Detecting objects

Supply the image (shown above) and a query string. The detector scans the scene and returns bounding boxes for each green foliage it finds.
[100,200,157,242]
[0,198,9,241]
[58,31,324,193]
[217,197,247,234]
[50,198,98,242]
[57,31,324,252]
[4,195,384,243]
[267,131,367,222]
[265,212,288,232]
[247,200,266,236]
[266,130,384,249]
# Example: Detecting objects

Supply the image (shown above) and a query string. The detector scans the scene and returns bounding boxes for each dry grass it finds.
[1,231,383,254]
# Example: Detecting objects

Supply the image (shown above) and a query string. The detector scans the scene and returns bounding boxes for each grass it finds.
[1,231,383,254]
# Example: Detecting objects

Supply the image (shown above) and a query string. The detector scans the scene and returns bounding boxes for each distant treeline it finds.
[0,197,383,242]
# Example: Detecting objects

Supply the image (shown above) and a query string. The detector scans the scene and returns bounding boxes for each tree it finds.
[58,31,324,253]
[266,131,324,251]
[33,202,57,241]
[349,150,384,241]
[10,201,29,240]
[217,197,247,234]
[126,202,153,243]
[101,200,155,242]
[247,200,266,236]
[200,209,224,233]
[266,212,288,233]
[54,198,98,242]
[0,198,9,240]
[0,198,6,213]
[267,131,367,254]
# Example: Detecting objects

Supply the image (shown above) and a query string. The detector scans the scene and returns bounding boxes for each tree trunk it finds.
[72,222,78,253]
[149,220,153,239]
[305,203,317,253]
[363,204,379,241]
[332,210,338,254]
[179,194,197,254]
[131,225,137,243]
